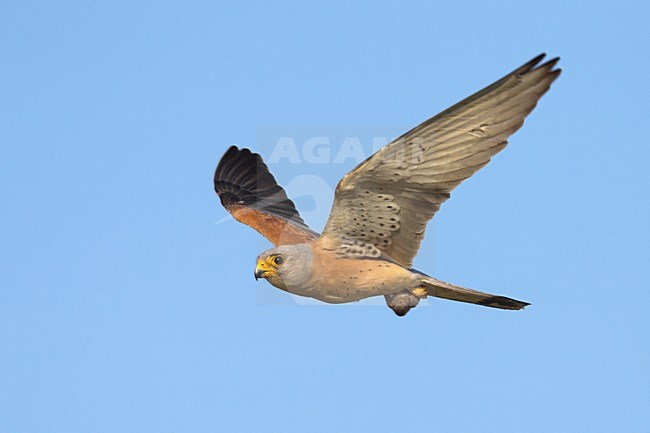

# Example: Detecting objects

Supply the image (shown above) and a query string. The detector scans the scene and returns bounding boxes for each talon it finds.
[411,287,428,299]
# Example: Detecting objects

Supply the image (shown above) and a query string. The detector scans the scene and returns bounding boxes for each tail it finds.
[418,275,529,310]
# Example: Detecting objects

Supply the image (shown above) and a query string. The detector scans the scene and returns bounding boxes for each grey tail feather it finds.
[418,275,529,310]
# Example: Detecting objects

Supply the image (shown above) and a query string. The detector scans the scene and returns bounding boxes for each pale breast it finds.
[295,246,418,303]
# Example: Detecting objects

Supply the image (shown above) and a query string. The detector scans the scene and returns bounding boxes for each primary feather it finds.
[321,54,561,267]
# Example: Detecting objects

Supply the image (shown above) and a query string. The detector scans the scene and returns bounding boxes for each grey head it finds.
[254,244,314,291]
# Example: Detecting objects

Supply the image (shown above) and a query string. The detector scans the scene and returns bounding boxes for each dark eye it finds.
[273,255,284,266]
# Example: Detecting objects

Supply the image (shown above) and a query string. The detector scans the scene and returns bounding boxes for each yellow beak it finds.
[254,258,277,281]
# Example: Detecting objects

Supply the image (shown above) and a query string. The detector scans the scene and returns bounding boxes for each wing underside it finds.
[321,54,561,267]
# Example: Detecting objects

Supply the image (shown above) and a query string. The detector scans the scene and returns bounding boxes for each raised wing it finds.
[214,146,318,245]
[320,54,561,267]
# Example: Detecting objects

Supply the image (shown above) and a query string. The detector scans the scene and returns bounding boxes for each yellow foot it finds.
[411,287,428,299]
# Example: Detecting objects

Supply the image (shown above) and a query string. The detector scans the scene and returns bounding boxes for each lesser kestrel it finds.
[214,54,560,316]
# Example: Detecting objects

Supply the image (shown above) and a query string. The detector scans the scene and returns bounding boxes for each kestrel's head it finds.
[254,244,313,290]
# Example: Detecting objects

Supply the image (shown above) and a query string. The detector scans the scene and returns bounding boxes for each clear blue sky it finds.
[1,1,649,432]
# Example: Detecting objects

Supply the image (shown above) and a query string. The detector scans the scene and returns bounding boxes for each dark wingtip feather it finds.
[515,53,563,80]
[516,53,546,74]
[538,56,561,73]
[214,146,310,228]
[531,52,547,65]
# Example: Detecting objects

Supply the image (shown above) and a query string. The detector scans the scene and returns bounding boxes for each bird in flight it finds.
[214,54,561,316]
